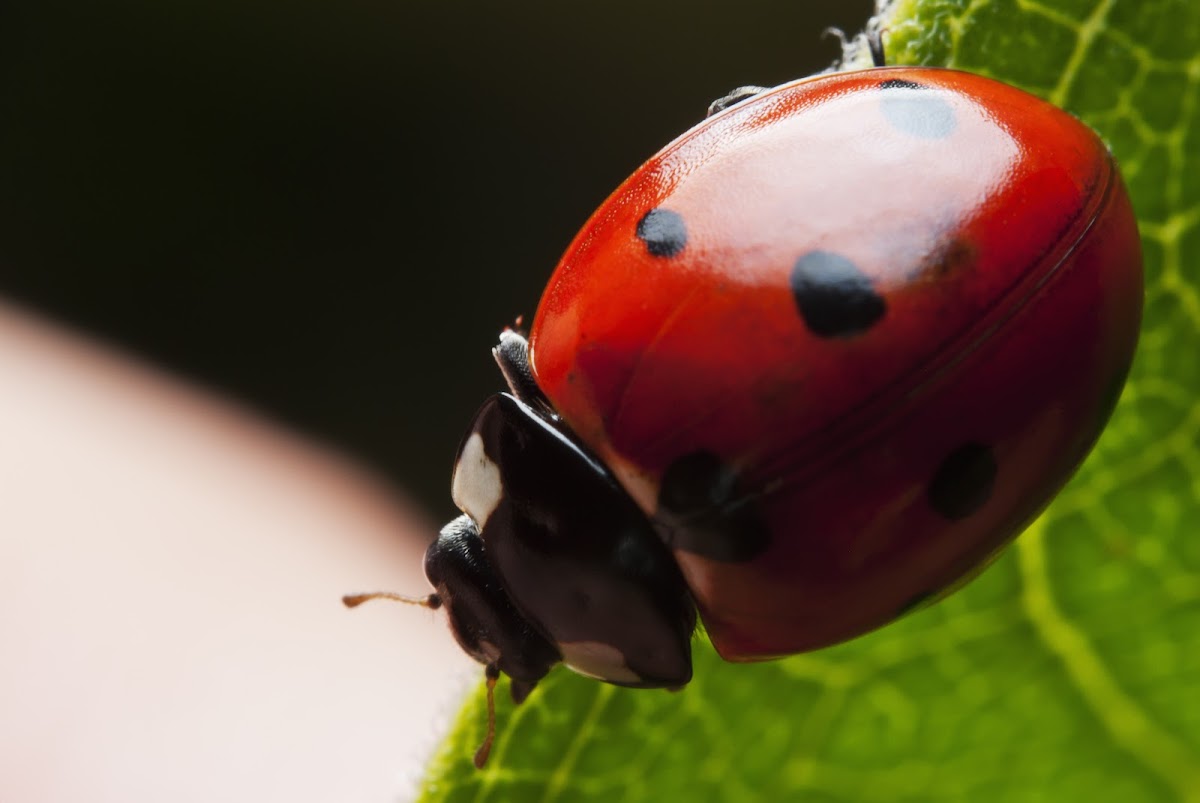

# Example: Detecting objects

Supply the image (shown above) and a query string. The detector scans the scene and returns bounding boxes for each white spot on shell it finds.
[559,640,642,684]
[451,432,503,527]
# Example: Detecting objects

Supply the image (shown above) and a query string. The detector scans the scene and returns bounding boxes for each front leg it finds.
[706,85,770,117]
[493,329,552,410]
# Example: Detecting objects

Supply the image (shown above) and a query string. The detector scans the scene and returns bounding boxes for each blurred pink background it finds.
[0,303,476,802]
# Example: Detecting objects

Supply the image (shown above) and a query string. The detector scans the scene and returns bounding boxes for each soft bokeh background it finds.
[0,2,873,802]
[1,0,872,514]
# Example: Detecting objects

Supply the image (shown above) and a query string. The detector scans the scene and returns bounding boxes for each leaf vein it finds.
[1018,522,1200,800]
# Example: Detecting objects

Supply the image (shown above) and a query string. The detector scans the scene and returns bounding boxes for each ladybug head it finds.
[345,332,697,767]
[433,389,696,690]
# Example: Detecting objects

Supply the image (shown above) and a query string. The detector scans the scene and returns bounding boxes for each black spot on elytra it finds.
[637,208,687,257]
[791,250,887,338]
[878,80,956,139]
[656,451,770,562]
[928,442,997,520]
[879,79,923,90]
[919,236,977,282]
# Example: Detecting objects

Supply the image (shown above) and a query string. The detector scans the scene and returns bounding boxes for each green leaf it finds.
[421,0,1200,799]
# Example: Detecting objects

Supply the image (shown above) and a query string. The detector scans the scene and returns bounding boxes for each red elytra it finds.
[528,67,1143,660]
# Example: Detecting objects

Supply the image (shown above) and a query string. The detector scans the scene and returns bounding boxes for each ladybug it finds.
[347,34,1142,766]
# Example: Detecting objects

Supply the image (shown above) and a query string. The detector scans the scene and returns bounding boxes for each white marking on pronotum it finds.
[559,641,642,684]
[451,432,504,527]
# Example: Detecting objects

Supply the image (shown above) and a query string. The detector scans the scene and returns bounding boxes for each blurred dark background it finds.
[0,0,873,520]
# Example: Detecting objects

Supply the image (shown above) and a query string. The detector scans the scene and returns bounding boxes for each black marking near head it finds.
[928,442,997,520]
[656,451,771,562]
[457,394,696,688]
[878,80,956,139]
[637,208,688,257]
[791,250,887,338]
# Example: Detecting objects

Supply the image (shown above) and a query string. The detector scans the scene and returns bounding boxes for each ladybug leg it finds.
[866,23,887,67]
[706,25,886,118]
[472,663,501,768]
[493,329,552,409]
[707,86,769,117]
[823,25,887,68]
